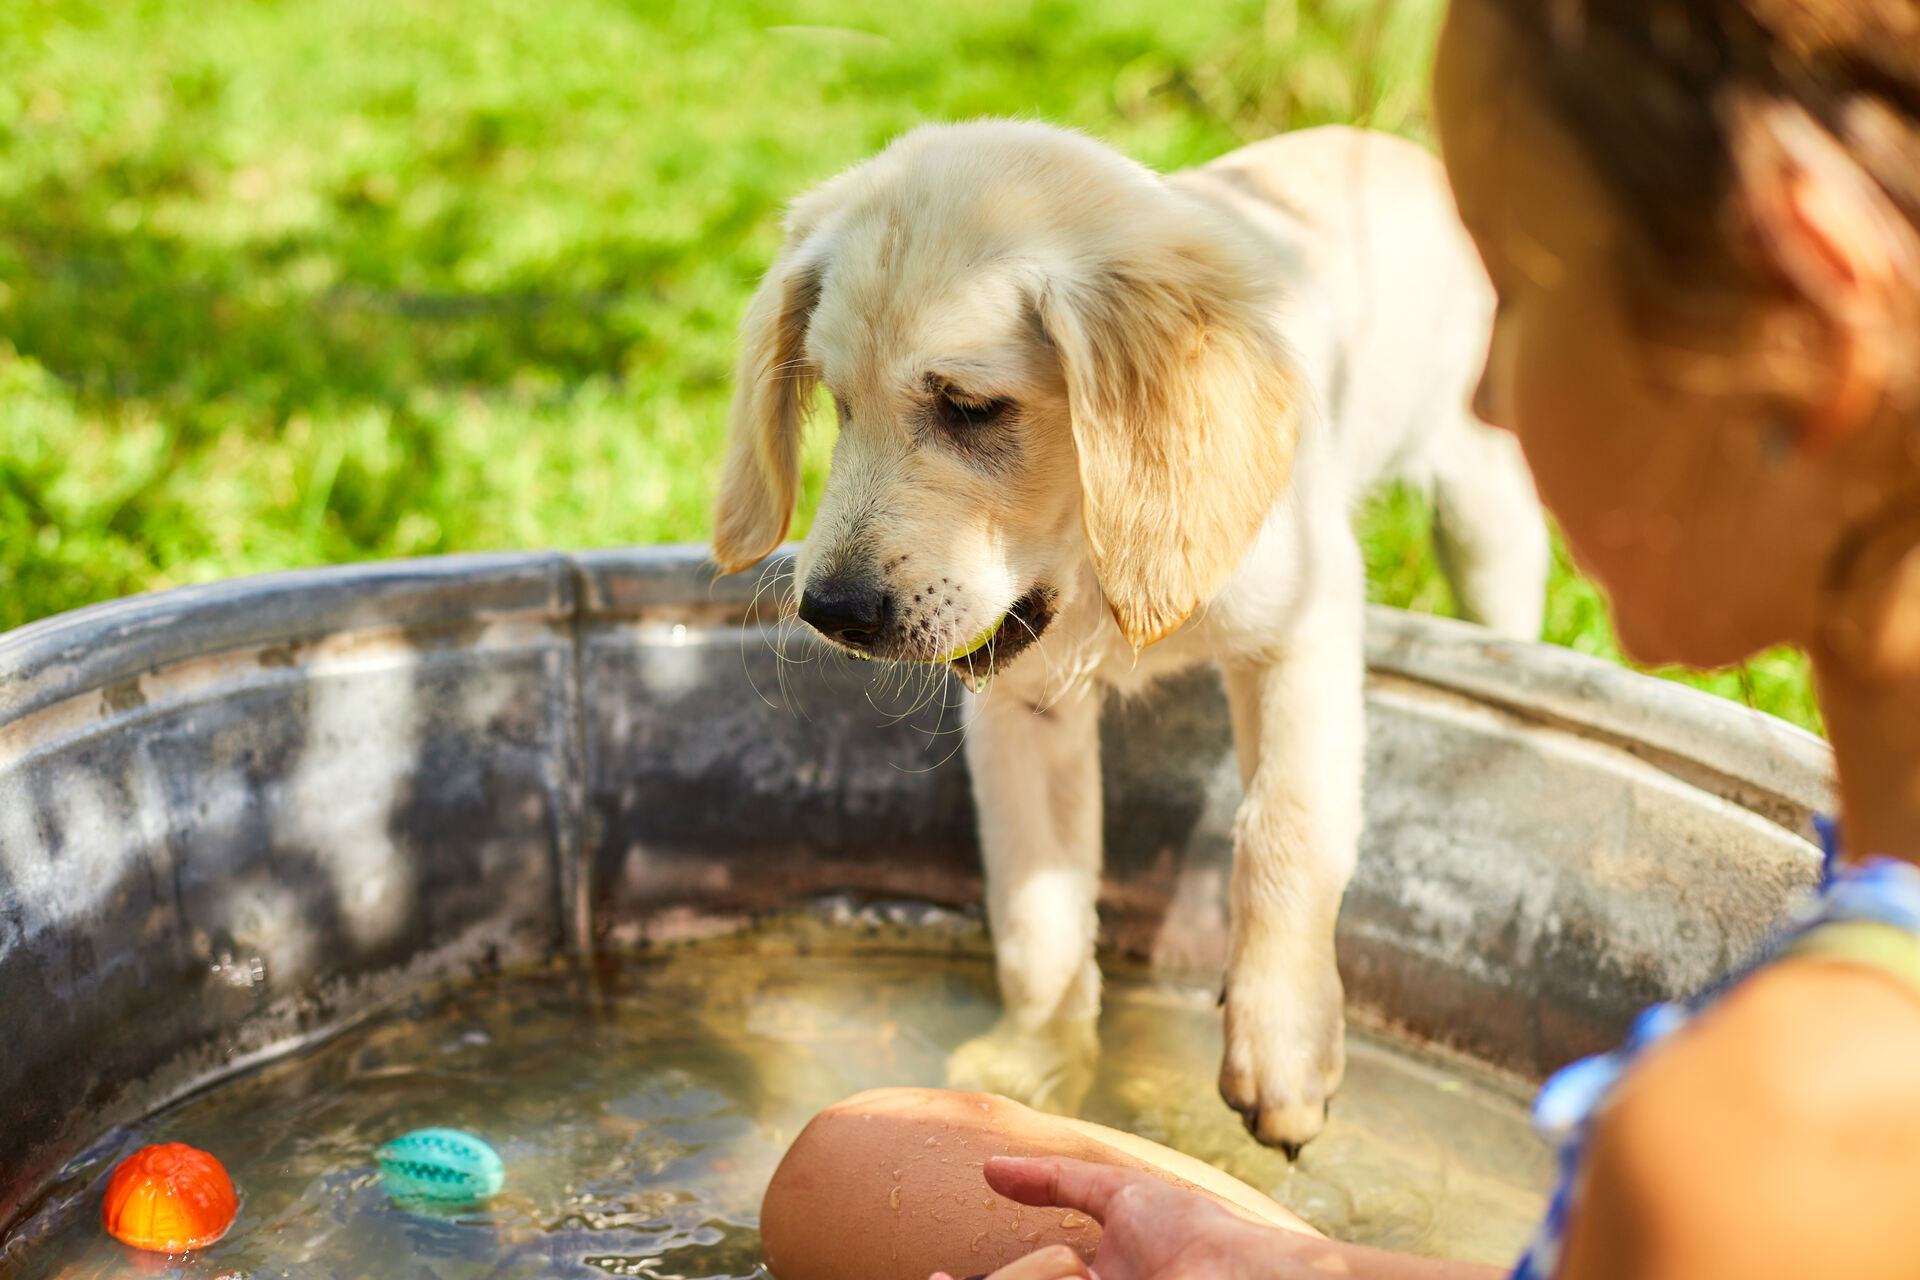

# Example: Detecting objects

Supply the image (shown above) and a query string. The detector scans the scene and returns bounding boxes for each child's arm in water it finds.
[758,1086,1315,1280]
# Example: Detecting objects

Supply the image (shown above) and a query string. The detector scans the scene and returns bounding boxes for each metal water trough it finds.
[0,545,1831,1233]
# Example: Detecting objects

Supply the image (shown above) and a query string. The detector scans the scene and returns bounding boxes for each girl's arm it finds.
[759,1086,1314,1280]
[979,1155,1503,1280]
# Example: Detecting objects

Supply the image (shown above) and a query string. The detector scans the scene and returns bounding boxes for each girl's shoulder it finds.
[1552,952,1920,1278]
[1524,852,1920,1280]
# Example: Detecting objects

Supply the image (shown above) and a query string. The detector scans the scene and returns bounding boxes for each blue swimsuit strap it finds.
[1510,820,1920,1280]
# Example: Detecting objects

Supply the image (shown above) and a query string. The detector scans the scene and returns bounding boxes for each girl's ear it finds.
[1732,96,1920,446]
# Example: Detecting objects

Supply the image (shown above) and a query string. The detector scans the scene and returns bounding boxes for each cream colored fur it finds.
[713,119,1547,1150]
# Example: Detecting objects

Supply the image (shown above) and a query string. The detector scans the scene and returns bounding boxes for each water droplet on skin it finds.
[890,1186,903,1210]
[970,1232,987,1252]
[892,1168,904,1182]
[1061,1211,1090,1229]
[925,1136,939,1147]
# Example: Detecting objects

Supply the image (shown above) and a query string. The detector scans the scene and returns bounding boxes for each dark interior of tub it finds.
[0,547,1832,1275]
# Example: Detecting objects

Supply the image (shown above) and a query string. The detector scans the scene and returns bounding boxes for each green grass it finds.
[0,0,1818,732]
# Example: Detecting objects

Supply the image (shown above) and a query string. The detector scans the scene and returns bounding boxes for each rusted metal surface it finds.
[0,544,1832,1235]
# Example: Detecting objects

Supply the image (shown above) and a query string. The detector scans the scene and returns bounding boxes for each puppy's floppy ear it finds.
[712,243,826,574]
[1038,225,1300,650]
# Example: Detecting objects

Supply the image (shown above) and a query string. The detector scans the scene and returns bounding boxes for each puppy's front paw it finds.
[946,1014,1099,1117]
[1217,963,1346,1155]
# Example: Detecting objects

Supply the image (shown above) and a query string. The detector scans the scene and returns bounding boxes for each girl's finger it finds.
[984,1156,1144,1222]
[984,1244,1094,1280]
[931,1249,1091,1280]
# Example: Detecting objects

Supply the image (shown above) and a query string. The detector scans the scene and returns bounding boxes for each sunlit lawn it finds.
[0,0,1817,730]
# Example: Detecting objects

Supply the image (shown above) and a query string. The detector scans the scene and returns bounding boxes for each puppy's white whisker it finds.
[1004,608,1067,716]
[739,558,800,712]
[893,670,971,774]
[901,661,946,721]
[774,619,811,722]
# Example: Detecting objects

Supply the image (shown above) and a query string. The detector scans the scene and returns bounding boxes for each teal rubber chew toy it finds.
[376,1128,504,1204]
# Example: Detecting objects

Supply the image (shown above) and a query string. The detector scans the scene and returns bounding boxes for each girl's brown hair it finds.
[1486,0,1920,322]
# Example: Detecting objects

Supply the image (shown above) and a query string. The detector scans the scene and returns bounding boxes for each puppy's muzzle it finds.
[797,578,892,652]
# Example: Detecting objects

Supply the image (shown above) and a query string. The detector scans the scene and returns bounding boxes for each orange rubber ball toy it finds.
[102,1143,238,1253]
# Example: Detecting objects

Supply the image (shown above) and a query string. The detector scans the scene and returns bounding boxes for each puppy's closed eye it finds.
[934,387,1015,433]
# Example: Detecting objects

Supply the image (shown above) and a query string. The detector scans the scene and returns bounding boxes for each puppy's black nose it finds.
[798,580,890,650]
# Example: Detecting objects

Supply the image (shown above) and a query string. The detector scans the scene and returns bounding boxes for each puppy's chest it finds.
[1021,595,1218,699]
[1101,628,1216,695]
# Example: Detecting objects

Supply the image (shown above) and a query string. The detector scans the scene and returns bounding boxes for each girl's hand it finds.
[949,1158,1499,1280]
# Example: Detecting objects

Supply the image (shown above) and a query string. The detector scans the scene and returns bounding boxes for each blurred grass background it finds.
[0,0,1817,730]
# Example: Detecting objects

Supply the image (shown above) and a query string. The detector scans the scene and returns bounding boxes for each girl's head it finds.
[1433,0,1920,670]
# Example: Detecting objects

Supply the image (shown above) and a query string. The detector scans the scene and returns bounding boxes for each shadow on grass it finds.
[0,128,767,621]
[3,174,692,413]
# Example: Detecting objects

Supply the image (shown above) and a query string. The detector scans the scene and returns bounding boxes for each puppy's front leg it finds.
[1217,596,1365,1153]
[946,680,1103,1112]
[966,679,1103,1025]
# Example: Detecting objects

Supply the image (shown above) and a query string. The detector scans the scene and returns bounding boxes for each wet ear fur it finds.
[712,242,826,574]
[1038,225,1301,650]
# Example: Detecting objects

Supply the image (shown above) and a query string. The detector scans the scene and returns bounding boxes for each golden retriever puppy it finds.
[712,120,1545,1152]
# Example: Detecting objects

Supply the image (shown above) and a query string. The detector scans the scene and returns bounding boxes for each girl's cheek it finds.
[1504,319,1592,509]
